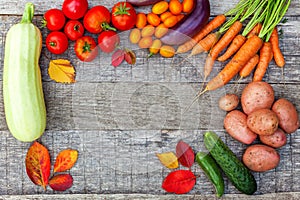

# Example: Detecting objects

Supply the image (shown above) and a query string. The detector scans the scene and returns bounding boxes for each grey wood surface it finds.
[0,0,300,198]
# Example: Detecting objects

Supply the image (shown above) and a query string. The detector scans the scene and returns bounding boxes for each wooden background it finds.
[0,0,299,198]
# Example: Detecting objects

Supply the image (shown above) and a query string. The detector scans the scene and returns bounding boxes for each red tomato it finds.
[46,31,69,54]
[64,20,84,41]
[62,0,88,20]
[111,2,137,31]
[98,31,120,53]
[43,9,66,31]
[83,6,114,34]
[75,36,98,62]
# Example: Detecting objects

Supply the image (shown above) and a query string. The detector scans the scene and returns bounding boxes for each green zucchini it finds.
[204,131,257,195]
[196,152,224,197]
[3,3,46,142]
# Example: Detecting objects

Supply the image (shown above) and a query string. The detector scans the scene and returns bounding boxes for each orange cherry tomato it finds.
[141,25,155,37]
[129,28,141,44]
[152,1,169,15]
[182,0,195,13]
[163,15,178,28]
[136,13,147,29]
[149,39,162,56]
[169,0,182,15]
[177,14,185,22]
[147,13,161,27]
[160,45,175,58]
[138,36,153,48]
[160,11,173,22]
[154,23,169,38]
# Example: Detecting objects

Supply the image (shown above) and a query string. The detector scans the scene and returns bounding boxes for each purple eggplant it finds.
[126,0,161,6]
[161,0,210,45]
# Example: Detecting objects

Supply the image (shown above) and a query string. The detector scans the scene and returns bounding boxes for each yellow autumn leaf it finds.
[48,59,76,83]
[156,152,179,169]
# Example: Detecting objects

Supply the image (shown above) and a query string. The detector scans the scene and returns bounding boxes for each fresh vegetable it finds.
[204,131,257,195]
[259,128,287,148]
[247,23,262,38]
[163,15,178,28]
[190,32,220,56]
[75,36,98,62]
[138,36,153,48]
[242,144,280,172]
[160,11,173,22]
[253,42,273,82]
[149,39,162,57]
[159,45,175,58]
[129,28,141,44]
[218,94,239,112]
[111,2,137,31]
[98,31,120,53]
[64,20,84,41]
[147,13,161,27]
[169,0,183,15]
[46,31,69,54]
[182,0,195,13]
[126,0,161,6]
[62,0,88,20]
[241,81,274,115]
[152,1,169,15]
[141,25,155,37]
[161,0,210,45]
[269,27,285,67]
[218,34,246,62]
[43,9,66,31]
[154,23,168,38]
[224,110,257,144]
[136,12,147,28]
[247,108,279,136]
[239,54,259,79]
[272,98,300,134]
[195,152,224,197]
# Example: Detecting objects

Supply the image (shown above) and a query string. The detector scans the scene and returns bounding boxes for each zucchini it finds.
[3,3,46,142]
[204,131,257,195]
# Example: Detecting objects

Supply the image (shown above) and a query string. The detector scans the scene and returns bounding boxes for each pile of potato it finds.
[219,81,299,172]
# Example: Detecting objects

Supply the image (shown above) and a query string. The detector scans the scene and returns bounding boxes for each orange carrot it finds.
[176,14,226,53]
[247,23,262,38]
[217,34,246,62]
[269,27,285,67]
[239,54,259,78]
[253,42,273,82]
[190,32,220,56]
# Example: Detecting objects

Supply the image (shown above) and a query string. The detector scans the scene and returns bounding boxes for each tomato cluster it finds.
[44,0,137,62]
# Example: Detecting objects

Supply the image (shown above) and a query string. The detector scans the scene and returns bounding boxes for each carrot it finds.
[217,34,246,62]
[269,27,285,67]
[253,42,273,82]
[247,23,262,38]
[190,32,220,56]
[176,14,226,54]
[239,54,259,78]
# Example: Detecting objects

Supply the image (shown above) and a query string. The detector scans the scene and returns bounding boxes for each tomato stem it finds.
[101,22,117,31]
[113,2,131,16]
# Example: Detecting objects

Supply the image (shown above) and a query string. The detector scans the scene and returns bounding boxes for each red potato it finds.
[243,144,280,172]
[224,110,257,144]
[247,108,279,136]
[218,94,239,111]
[272,98,300,134]
[259,128,287,148]
[241,81,274,115]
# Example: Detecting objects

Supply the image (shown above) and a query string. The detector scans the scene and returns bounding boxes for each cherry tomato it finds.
[46,31,69,54]
[64,20,84,41]
[83,5,115,34]
[98,31,120,53]
[111,2,137,31]
[62,0,88,20]
[75,36,98,62]
[43,9,66,31]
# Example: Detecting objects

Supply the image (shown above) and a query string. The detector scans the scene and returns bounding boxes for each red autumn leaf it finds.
[53,149,78,173]
[25,141,51,190]
[176,140,195,168]
[162,170,196,194]
[124,49,136,65]
[49,174,73,191]
[111,49,125,67]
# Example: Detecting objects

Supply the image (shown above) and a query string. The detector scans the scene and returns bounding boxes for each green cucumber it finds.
[196,152,224,197]
[204,131,257,195]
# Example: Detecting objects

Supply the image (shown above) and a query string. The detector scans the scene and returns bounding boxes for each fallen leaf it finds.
[111,49,125,67]
[162,170,196,194]
[176,140,195,168]
[25,141,51,190]
[124,49,136,65]
[53,149,78,173]
[48,59,76,83]
[156,152,178,169]
[49,174,73,191]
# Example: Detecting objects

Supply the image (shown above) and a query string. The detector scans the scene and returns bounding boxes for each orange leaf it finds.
[49,174,73,191]
[25,141,51,190]
[156,152,178,169]
[48,59,76,83]
[53,149,78,173]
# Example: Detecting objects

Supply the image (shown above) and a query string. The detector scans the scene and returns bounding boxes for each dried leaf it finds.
[49,174,73,191]
[176,140,195,168]
[48,59,76,83]
[156,152,178,169]
[111,49,125,67]
[53,149,78,173]
[25,141,51,190]
[124,49,136,65]
[162,170,196,194]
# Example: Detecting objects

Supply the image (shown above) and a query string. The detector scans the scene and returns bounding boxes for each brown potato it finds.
[272,98,300,134]
[247,108,279,135]
[241,81,274,115]
[224,110,257,144]
[218,94,239,111]
[259,128,287,148]
[243,144,280,172]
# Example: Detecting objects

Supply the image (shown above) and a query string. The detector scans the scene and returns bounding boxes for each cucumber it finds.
[196,152,224,197]
[204,131,257,195]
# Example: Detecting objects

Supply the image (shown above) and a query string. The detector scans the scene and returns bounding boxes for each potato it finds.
[241,81,274,115]
[272,98,300,134]
[224,110,257,144]
[259,128,287,148]
[247,108,279,135]
[218,94,239,111]
[242,144,280,172]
